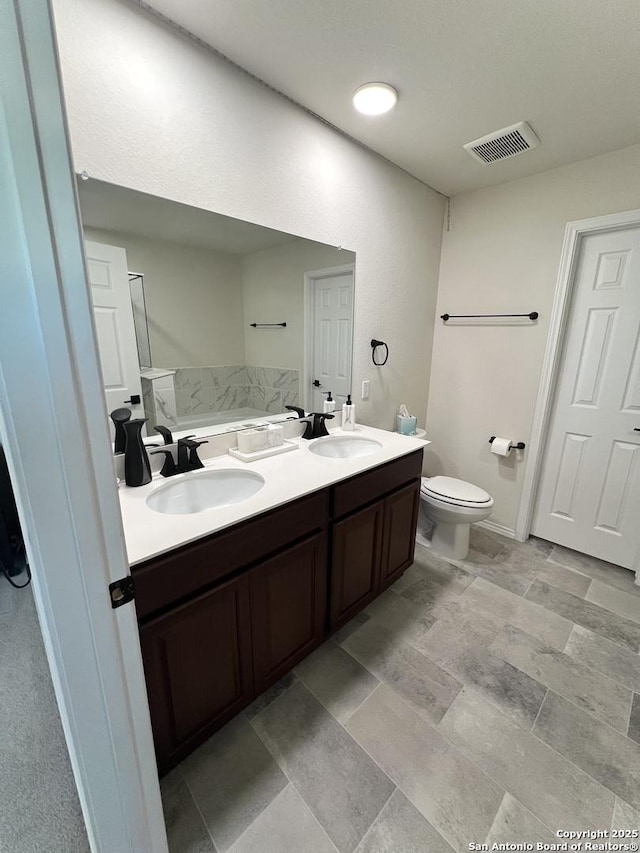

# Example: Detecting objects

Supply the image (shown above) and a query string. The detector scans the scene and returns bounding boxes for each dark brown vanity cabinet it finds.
[329,451,422,629]
[133,449,422,772]
[251,532,327,694]
[139,572,253,770]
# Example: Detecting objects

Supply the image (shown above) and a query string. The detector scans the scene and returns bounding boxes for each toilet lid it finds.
[421,476,492,505]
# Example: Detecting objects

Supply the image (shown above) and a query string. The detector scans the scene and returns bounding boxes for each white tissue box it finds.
[236,425,284,454]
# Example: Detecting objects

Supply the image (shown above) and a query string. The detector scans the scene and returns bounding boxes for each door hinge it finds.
[109,575,135,609]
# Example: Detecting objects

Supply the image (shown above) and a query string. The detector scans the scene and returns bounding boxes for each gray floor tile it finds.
[355,789,454,853]
[439,688,615,831]
[401,561,475,612]
[341,620,462,725]
[564,625,640,692]
[530,560,592,598]
[456,547,535,596]
[161,765,185,797]
[469,526,511,558]
[612,798,640,831]
[391,543,461,594]
[245,672,298,720]
[227,785,336,853]
[346,684,504,853]
[458,577,573,649]
[363,588,440,647]
[250,681,394,853]
[182,714,288,853]
[332,611,370,644]
[420,612,547,728]
[533,691,640,811]
[547,546,640,598]
[485,794,557,847]
[163,780,217,853]
[491,624,632,731]
[526,581,640,652]
[587,580,640,625]
[628,695,640,744]
[294,640,378,723]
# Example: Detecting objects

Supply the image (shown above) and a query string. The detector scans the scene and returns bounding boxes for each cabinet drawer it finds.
[331,450,423,519]
[134,489,329,620]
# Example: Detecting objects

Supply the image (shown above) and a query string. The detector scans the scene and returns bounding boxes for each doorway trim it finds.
[515,208,640,575]
[0,1,168,849]
[302,264,355,412]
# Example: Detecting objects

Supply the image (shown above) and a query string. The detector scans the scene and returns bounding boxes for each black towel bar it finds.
[441,312,538,321]
[250,322,287,328]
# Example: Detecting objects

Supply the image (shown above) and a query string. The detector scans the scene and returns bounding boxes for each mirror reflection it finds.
[77,179,355,444]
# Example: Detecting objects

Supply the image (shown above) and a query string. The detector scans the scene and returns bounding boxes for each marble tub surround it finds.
[173,364,300,418]
[141,372,178,431]
[118,425,427,565]
[161,530,640,853]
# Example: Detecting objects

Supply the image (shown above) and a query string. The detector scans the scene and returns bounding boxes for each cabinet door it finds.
[330,501,384,629]
[381,480,420,590]
[251,533,327,693]
[139,573,253,772]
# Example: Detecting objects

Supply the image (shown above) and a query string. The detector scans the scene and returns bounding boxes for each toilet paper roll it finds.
[491,437,512,457]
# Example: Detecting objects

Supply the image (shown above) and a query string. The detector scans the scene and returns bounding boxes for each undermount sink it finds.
[146,469,265,515]
[309,435,382,459]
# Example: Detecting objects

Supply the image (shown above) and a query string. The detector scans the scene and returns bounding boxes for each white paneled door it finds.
[309,267,354,412]
[532,226,640,569]
[85,240,145,425]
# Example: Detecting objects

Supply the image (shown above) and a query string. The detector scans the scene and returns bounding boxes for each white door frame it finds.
[0,2,167,850]
[516,207,640,578]
[303,263,355,412]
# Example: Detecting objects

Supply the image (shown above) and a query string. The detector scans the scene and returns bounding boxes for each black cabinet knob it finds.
[124,394,141,405]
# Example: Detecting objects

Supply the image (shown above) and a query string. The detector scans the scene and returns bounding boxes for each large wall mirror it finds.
[77,178,356,443]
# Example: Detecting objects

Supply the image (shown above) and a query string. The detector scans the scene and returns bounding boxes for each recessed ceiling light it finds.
[353,82,398,116]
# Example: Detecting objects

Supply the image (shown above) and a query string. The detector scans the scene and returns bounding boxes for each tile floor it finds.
[161,529,640,853]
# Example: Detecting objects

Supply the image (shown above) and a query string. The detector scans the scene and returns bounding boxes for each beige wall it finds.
[427,143,640,532]
[241,241,354,371]
[84,227,245,367]
[54,0,445,432]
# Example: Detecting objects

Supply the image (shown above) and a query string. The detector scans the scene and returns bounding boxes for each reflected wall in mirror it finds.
[78,179,355,442]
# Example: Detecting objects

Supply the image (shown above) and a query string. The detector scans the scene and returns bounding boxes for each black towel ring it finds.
[371,339,389,366]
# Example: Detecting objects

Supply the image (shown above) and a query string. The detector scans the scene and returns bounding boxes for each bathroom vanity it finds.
[119,426,425,773]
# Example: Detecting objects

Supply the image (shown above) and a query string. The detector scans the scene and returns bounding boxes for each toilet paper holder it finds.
[489,436,526,451]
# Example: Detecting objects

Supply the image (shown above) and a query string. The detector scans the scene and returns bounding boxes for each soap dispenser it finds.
[342,394,355,431]
[323,391,336,414]
[123,419,152,486]
[110,407,131,454]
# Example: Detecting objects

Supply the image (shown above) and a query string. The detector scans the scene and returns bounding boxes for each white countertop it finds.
[118,425,428,566]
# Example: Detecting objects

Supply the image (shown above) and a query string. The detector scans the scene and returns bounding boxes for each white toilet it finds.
[417,475,494,560]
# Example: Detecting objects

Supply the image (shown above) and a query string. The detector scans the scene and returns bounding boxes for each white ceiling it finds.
[142,0,640,196]
[78,179,303,254]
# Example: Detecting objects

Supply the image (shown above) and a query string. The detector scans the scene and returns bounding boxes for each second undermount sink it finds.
[309,435,382,459]
[146,469,265,515]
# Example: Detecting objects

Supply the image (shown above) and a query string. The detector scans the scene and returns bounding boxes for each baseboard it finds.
[474,519,518,540]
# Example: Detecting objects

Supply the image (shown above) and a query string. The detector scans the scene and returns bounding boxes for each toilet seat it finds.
[421,476,492,508]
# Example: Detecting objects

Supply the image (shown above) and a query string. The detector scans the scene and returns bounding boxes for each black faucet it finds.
[177,437,208,472]
[285,405,335,439]
[151,436,208,477]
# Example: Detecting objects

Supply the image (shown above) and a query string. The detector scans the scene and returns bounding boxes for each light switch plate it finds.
[361,380,370,400]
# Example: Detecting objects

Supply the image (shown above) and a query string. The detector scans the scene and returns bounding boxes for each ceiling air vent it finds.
[464,121,539,164]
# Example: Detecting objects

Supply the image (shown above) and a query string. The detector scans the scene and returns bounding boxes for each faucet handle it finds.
[154,424,174,445]
[184,438,208,470]
[150,448,177,478]
[285,405,306,419]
